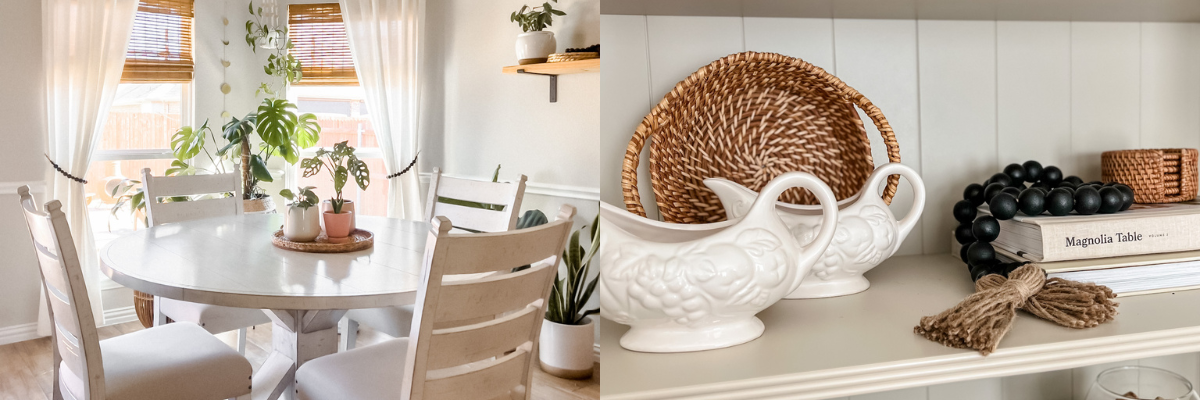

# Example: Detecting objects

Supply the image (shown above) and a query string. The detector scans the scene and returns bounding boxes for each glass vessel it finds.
[1086,366,1200,400]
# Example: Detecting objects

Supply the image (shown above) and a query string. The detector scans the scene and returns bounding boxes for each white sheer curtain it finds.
[39,0,138,334]
[339,0,425,220]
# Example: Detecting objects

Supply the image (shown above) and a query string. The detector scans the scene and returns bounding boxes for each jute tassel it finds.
[914,264,1119,356]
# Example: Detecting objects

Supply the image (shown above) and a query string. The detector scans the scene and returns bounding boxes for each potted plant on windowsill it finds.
[540,214,599,379]
[280,186,320,242]
[511,0,566,65]
[301,141,369,239]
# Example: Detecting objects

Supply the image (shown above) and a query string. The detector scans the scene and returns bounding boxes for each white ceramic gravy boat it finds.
[598,172,839,352]
[705,163,925,299]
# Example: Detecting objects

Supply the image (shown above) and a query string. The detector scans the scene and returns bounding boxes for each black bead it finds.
[999,261,1028,277]
[1046,188,1075,216]
[1041,166,1063,186]
[967,242,996,267]
[971,216,1001,242]
[1114,184,1135,211]
[1074,186,1101,215]
[953,200,977,223]
[1057,182,1077,190]
[989,173,1013,188]
[984,183,1007,202]
[1104,181,1119,186]
[1086,181,1104,186]
[1031,182,1051,192]
[1064,175,1084,186]
[1001,187,1022,198]
[963,183,986,206]
[1018,189,1046,216]
[960,243,973,264]
[955,223,975,244]
[1003,163,1027,184]
[970,264,995,281]
[988,193,1019,220]
[1098,187,1123,214]
[1022,161,1043,182]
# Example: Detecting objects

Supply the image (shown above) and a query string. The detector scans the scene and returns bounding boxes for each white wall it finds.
[601,14,1200,400]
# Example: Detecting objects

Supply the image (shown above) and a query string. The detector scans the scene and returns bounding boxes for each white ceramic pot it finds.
[539,317,594,379]
[283,206,321,242]
[705,163,926,299]
[598,172,840,353]
[319,200,355,231]
[516,31,556,65]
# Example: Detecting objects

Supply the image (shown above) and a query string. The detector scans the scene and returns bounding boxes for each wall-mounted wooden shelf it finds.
[502,58,600,102]
[601,254,1200,399]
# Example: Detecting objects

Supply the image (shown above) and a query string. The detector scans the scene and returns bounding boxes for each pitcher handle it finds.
[747,172,839,281]
[864,163,926,241]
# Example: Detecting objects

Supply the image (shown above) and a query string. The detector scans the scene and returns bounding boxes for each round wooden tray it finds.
[272,229,374,253]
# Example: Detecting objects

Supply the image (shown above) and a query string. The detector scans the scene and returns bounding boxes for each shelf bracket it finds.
[516,69,558,103]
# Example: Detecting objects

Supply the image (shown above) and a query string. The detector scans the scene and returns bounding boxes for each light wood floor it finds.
[0,321,599,400]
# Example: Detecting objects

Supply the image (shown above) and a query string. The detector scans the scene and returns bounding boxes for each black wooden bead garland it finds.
[953,161,1136,282]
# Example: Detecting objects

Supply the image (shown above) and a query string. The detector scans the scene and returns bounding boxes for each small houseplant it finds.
[540,214,599,379]
[245,0,302,96]
[300,141,369,239]
[510,1,565,64]
[280,186,320,242]
[221,98,322,212]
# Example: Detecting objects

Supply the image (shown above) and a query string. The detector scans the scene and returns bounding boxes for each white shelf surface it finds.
[600,254,1200,399]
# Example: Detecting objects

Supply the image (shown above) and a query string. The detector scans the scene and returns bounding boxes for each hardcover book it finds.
[979,201,1200,262]
[994,247,1200,296]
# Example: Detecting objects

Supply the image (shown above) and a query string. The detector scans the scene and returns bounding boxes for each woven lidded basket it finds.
[1102,148,1199,204]
[622,51,901,223]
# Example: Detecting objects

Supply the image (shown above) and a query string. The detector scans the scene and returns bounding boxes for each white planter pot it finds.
[539,317,594,379]
[516,31,556,65]
[598,172,840,353]
[283,206,322,242]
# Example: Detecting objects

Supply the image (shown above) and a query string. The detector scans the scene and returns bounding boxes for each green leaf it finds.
[295,113,321,149]
[248,0,254,15]
[249,154,273,182]
[131,190,145,212]
[491,164,501,182]
[333,165,348,194]
[170,121,208,161]
[300,157,324,177]
[222,115,255,143]
[347,155,370,190]
[256,99,298,147]
[165,159,195,176]
[279,188,295,200]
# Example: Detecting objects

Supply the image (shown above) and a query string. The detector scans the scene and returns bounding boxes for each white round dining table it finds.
[100,214,430,400]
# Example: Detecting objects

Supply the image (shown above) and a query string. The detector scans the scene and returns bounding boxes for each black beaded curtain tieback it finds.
[953,161,1135,281]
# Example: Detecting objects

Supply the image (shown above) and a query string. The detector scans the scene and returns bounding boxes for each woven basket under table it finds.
[1102,148,1199,204]
[134,290,154,328]
[621,51,901,224]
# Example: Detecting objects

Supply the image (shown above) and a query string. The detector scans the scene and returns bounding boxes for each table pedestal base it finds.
[252,309,347,400]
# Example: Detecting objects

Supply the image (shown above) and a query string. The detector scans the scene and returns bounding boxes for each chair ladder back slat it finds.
[142,168,243,227]
[437,223,573,274]
[425,303,541,370]
[16,187,105,400]
[422,346,533,400]
[424,168,527,233]
[402,204,576,400]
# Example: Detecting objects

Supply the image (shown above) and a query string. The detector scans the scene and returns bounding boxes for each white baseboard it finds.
[595,344,601,364]
[103,306,139,326]
[0,323,40,346]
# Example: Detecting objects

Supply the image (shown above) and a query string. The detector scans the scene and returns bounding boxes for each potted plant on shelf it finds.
[222,99,322,213]
[540,215,599,379]
[510,0,566,65]
[279,186,320,242]
[301,141,369,239]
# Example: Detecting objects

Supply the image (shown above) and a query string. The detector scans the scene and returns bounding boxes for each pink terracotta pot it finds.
[320,200,355,231]
[323,211,354,238]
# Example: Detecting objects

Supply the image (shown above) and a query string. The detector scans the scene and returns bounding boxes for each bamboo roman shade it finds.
[289,3,358,85]
[122,0,194,82]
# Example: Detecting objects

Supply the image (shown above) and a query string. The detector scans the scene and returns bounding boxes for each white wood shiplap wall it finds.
[601,15,1200,400]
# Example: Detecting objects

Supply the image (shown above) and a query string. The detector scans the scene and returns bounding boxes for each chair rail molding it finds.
[0,180,46,194]
[418,172,600,202]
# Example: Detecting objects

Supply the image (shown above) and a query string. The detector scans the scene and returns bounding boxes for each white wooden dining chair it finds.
[141,168,272,354]
[18,186,252,400]
[340,167,528,350]
[296,204,576,400]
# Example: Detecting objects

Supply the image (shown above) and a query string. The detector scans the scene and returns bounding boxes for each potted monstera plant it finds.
[221,99,321,213]
[510,0,566,64]
[300,141,369,239]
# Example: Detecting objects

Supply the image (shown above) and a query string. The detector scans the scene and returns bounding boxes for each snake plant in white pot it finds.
[540,214,599,379]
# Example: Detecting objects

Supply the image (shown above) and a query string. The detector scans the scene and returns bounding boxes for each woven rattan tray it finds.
[1102,148,1198,204]
[272,229,374,253]
[621,51,901,224]
[548,52,599,63]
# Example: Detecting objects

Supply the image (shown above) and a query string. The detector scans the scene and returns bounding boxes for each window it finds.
[88,0,194,245]
[286,4,389,217]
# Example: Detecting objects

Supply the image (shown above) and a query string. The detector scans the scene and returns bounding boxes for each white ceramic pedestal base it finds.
[786,275,871,299]
[619,317,765,353]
